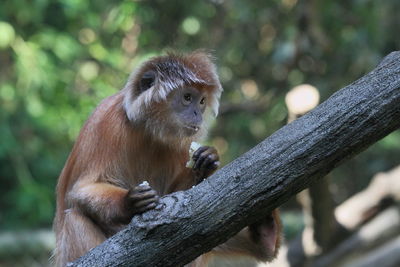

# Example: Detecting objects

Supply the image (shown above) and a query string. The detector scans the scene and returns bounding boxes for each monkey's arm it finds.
[167,146,220,193]
[211,209,281,262]
[68,181,158,232]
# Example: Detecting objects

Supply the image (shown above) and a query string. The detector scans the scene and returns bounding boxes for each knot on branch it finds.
[130,191,193,232]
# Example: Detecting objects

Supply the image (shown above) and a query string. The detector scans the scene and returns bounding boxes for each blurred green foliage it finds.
[0,0,399,230]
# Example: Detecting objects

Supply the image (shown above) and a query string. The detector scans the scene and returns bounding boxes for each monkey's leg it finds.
[210,209,281,262]
[56,209,106,266]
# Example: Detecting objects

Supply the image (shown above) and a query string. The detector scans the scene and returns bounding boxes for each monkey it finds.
[53,51,281,266]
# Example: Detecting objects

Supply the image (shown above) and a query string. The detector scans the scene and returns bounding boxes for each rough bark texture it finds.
[71,51,400,267]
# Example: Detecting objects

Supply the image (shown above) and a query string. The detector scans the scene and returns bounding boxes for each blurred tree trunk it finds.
[280,161,400,267]
[335,165,400,230]
[313,205,400,267]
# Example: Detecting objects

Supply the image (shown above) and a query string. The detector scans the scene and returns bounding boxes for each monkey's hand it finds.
[192,146,220,184]
[125,183,159,216]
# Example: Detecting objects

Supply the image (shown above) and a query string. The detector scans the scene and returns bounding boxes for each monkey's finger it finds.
[129,190,158,201]
[205,159,220,170]
[193,152,207,170]
[132,187,157,195]
[136,202,157,213]
[134,197,159,209]
[192,146,209,160]
[210,161,220,169]
[203,146,218,156]
[134,184,152,192]
[193,148,215,170]
[200,153,218,170]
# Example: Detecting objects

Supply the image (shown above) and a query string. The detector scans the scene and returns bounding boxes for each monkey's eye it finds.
[183,93,192,104]
[200,97,206,105]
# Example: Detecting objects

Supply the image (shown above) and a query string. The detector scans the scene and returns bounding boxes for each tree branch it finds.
[71,51,400,267]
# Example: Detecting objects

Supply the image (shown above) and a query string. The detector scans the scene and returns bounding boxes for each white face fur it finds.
[122,54,222,143]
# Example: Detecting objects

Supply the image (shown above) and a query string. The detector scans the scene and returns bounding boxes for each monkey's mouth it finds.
[183,125,200,133]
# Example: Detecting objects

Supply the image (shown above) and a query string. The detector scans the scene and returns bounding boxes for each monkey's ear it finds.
[139,70,156,92]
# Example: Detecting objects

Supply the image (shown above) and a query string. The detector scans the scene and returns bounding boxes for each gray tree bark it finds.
[70,51,400,267]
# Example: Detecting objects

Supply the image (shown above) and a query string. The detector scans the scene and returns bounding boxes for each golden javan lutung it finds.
[54,51,281,266]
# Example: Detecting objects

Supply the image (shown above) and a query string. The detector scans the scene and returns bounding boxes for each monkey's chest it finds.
[127,162,190,196]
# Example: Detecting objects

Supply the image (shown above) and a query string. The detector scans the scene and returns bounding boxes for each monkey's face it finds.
[169,87,206,136]
[123,53,222,144]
